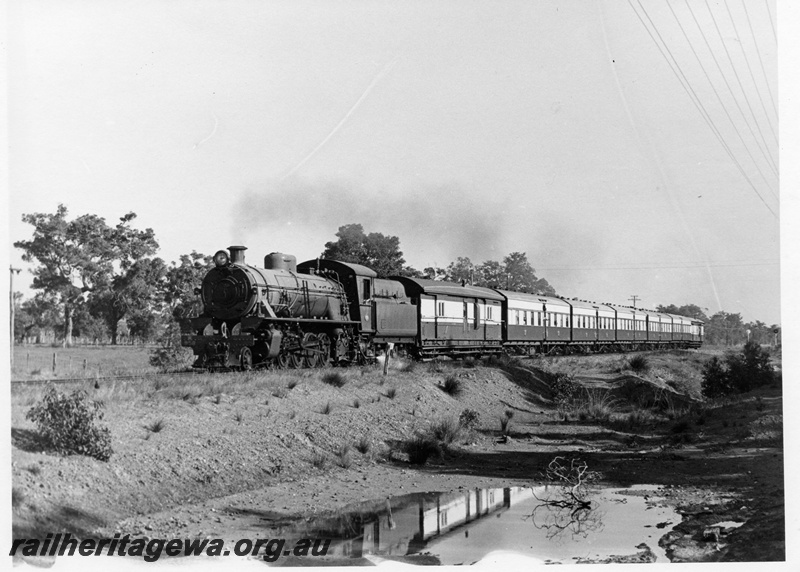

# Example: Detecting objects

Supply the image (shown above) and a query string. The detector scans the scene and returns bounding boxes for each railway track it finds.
[10,349,694,387]
[9,369,202,386]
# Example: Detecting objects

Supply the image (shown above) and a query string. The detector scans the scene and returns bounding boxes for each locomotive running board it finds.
[246,317,361,325]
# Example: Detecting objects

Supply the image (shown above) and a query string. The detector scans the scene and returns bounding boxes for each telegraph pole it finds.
[10,267,21,369]
[628,294,639,308]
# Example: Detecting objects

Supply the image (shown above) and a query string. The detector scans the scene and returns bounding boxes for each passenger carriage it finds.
[391,277,504,359]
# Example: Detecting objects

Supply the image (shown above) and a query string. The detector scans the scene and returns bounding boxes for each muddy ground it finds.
[10,349,785,564]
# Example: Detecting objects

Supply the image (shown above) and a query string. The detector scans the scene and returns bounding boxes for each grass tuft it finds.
[310,451,327,469]
[627,354,650,373]
[146,419,166,433]
[321,402,333,415]
[334,444,353,468]
[355,435,371,454]
[322,372,347,388]
[441,375,463,397]
[385,387,398,399]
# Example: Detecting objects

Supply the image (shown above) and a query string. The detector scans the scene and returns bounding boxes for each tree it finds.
[423,266,447,280]
[503,252,555,295]
[89,257,166,344]
[444,257,476,284]
[159,251,212,320]
[656,304,709,322]
[475,260,504,288]
[15,292,62,343]
[705,311,746,346]
[321,223,408,278]
[14,205,159,346]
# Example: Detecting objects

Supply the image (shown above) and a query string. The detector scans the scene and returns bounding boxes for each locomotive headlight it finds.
[213,250,230,267]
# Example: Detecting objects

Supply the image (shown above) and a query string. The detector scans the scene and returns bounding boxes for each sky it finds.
[4,0,791,325]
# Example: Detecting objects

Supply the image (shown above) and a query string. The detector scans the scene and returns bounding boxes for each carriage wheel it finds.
[302,333,319,368]
[316,333,332,367]
[240,347,253,371]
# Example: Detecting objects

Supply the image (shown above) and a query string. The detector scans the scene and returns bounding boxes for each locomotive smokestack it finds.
[228,245,247,264]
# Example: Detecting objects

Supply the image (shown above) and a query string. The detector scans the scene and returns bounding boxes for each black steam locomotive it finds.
[180,245,704,370]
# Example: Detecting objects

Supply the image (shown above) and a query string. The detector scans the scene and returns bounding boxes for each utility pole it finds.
[628,294,639,308]
[10,267,21,369]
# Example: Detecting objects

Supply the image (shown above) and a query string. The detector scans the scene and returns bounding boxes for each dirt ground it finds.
[9,348,785,564]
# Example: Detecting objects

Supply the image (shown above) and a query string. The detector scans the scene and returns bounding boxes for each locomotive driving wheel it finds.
[288,350,304,369]
[239,347,253,371]
[316,333,331,367]
[301,333,319,368]
[276,351,289,369]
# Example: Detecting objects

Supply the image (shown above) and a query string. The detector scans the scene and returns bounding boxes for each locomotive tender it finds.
[180,245,704,369]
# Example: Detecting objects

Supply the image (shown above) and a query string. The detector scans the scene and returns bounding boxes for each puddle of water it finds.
[247,484,681,565]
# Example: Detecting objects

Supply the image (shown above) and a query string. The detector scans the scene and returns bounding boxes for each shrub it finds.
[321,402,333,415]
[548,372,578,404]
[727,342,774,393]
[26,386,113,461]
[702,343,774,398]
[430,418,461,445]
[462,356,477,368]
[458,409,480,429]
[385,387,398,399]
[627,354,650,373]
[405,435,440,465]
[499,415,511,435]
[149,325,194,371]
[322,372,347,388]
[441,375,463,397]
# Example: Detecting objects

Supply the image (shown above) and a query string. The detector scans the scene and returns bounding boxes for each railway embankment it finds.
[10,349,784,563]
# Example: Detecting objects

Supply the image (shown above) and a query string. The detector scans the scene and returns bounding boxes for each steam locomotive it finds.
[180,245,704,370]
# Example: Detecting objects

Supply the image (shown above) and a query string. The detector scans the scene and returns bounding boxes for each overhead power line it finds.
[627,0,777,218]
[536,260,779,271]
[670,0,777,196]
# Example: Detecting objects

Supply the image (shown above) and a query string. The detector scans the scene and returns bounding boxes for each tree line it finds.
[13,207,779,347]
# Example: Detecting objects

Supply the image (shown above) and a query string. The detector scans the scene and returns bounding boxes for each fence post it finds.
[53,352,57,373]
[84,359,87,372]
[27,353,30,368]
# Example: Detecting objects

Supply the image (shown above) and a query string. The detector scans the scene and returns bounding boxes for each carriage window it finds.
[438,302,444,316]
[362,279,371,301]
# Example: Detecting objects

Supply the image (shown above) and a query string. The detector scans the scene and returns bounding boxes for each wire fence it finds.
[11,345,163,381]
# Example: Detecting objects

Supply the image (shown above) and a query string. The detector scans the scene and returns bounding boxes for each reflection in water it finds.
[528,485,604,541]
[259,485,680,565]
